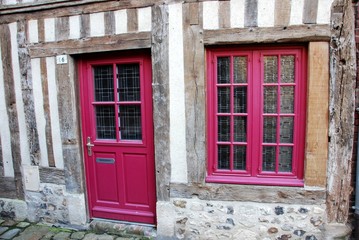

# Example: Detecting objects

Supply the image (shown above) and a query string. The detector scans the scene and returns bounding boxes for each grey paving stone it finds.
[71,231,86,239]
[16,222,31,228]
[41,231,56,240]
[0,228,21,239]
[1,220,16,227]
[83,233,115,240]
[13,225,51,240]
[53,231,72,240]
[0,227,8,235]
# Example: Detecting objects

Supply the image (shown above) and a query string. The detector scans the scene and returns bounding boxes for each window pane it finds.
[280,117,294,143]
[234,56,247,83]
[281,55,295,83]
[280,86,294,113]
[218,116,230,142]
[234,86,247,113]
[264,56,278,83]
[279,147,293,172]
[263,117,277,143]
[234,116,246,142]
[118,64,140,102]
[217,57,230,84]
[218,145,230,169]
[264,86,277,113]
[119,105,142,140]
[218,87,230,113]
[234,145,246,170]
[262,146,276,171]
[96,105,116,139]
[93,65,114,102]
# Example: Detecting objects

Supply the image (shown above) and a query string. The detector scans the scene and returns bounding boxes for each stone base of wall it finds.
[0,198,27,221]
[157,198,332,239]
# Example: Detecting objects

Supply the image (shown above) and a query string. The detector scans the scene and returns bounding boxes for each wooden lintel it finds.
[28,32,151,58]
[0,177,17,199]
[204,25,331,45]
[170,183,326,205]
[39,167,65,185]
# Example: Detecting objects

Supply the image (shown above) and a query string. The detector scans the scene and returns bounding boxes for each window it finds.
[206,46,307,186]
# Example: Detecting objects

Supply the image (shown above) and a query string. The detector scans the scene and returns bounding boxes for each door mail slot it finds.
[96,158,115,164]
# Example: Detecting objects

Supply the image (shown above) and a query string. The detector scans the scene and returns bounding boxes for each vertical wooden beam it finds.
[41,58,55,167]
[38,18,45,43]
[303,0,319,24]
[274,0,291,26]
[55,16,69,41]
[151,4,170,201]
[55,57,83,193]
[219,1,230,29]
[244,0,258,27]
[127,8,138,32]
[80,14,90,39]
[105,11,115,35]
[327,0,356,223]
[305,42,329,188]
[17,20,41,166]
[183,2,206,183]
[0,24,24,199]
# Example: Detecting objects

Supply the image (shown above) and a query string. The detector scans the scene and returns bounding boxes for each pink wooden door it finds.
[79,52,156,224]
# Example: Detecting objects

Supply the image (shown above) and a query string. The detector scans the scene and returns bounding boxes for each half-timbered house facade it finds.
[0,0,356,239]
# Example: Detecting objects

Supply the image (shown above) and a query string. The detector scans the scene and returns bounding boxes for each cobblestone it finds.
[0,218,153,240]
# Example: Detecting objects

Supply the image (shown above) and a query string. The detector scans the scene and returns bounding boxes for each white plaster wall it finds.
[203,1,219,30]
[114,10,127,34]
[317,0,334,24]
[230,0,245,28]
[0,40,14,177]
[46,57,64,169]
[2,0,17,5]
[31,58,48,167]
[138,7,152,32]
[169,3,187,184]
[69,15,81,39]
[257,0,275,27]
[90,12,105,37]
[44,18,55,42]
[27,20,39,43]
[290,0,304,25]
[9,22,31,166]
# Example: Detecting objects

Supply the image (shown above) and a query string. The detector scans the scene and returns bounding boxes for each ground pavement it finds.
[0,219,155,240]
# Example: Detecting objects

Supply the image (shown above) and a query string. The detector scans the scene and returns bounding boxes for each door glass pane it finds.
[218,116,230,142]
[118,64,140,102]
[280,86,294,113]
[218,87,230,113]
[119,105,142,140]
[234,86,247,113]
[218,145,230,169]
[264,86,277,113]
[262,146,276,171]
[93,65,114,102]
[279,147,292,172]
[96,105,116,139]
[280,117,294,143]
[234,56,247,83]
[263,117,277,143]
[264,56,278,83]
[217,57,230,84]
[234,145,246,170]
[281,55,295,83]
[234,116,246,142]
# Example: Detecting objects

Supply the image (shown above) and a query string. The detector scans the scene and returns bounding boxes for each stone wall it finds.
[157,198,327,240]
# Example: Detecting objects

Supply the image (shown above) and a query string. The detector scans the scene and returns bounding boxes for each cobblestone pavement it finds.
[0,219,154,240]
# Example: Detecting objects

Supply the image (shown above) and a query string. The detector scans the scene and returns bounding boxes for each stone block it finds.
[53,231,71,240]
[23,165,40,191]
[0,228,21,239]
[0,198,27,221]
[157,201,175,238]
[16,222,31,228]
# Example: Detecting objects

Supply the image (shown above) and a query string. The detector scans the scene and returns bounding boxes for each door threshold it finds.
[90,218,157,238]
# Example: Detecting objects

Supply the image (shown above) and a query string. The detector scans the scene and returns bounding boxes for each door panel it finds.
[79,52,156,224]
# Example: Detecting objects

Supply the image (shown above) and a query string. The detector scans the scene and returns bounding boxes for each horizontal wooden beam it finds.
[39,167,65,185]
[29,32,151,58]
[0,177,17,199]
[170,183,326,205]
[204,24,331,45]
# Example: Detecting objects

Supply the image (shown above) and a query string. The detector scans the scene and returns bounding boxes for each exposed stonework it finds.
[158,198,331,239]
[0,198,27,221]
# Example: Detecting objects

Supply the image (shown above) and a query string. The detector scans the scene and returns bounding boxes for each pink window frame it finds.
[206,46,307,187]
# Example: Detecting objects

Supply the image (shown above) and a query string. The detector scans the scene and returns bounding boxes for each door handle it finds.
[86,137,94,156]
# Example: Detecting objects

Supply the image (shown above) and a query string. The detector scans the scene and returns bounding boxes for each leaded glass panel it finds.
[280,86,294,113]
[218,87,230,113]
[234,56,247,83]
[280,117,294,143]
[234,145,246,170]
[218,145,230,169]
[264,56,278,83]
[234,86,247,113]
[217,57,230,84]
[118,64,140,102]
[218,116,230,142]
[234,117,246,142]
[262,146,276,171]
[96,105,116,139]
[263,117,277,143]
[279,147,292,172]
[264,86,277,113]
[93,65,114,102]
[119,105,142,140]
[281,55,295,83]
